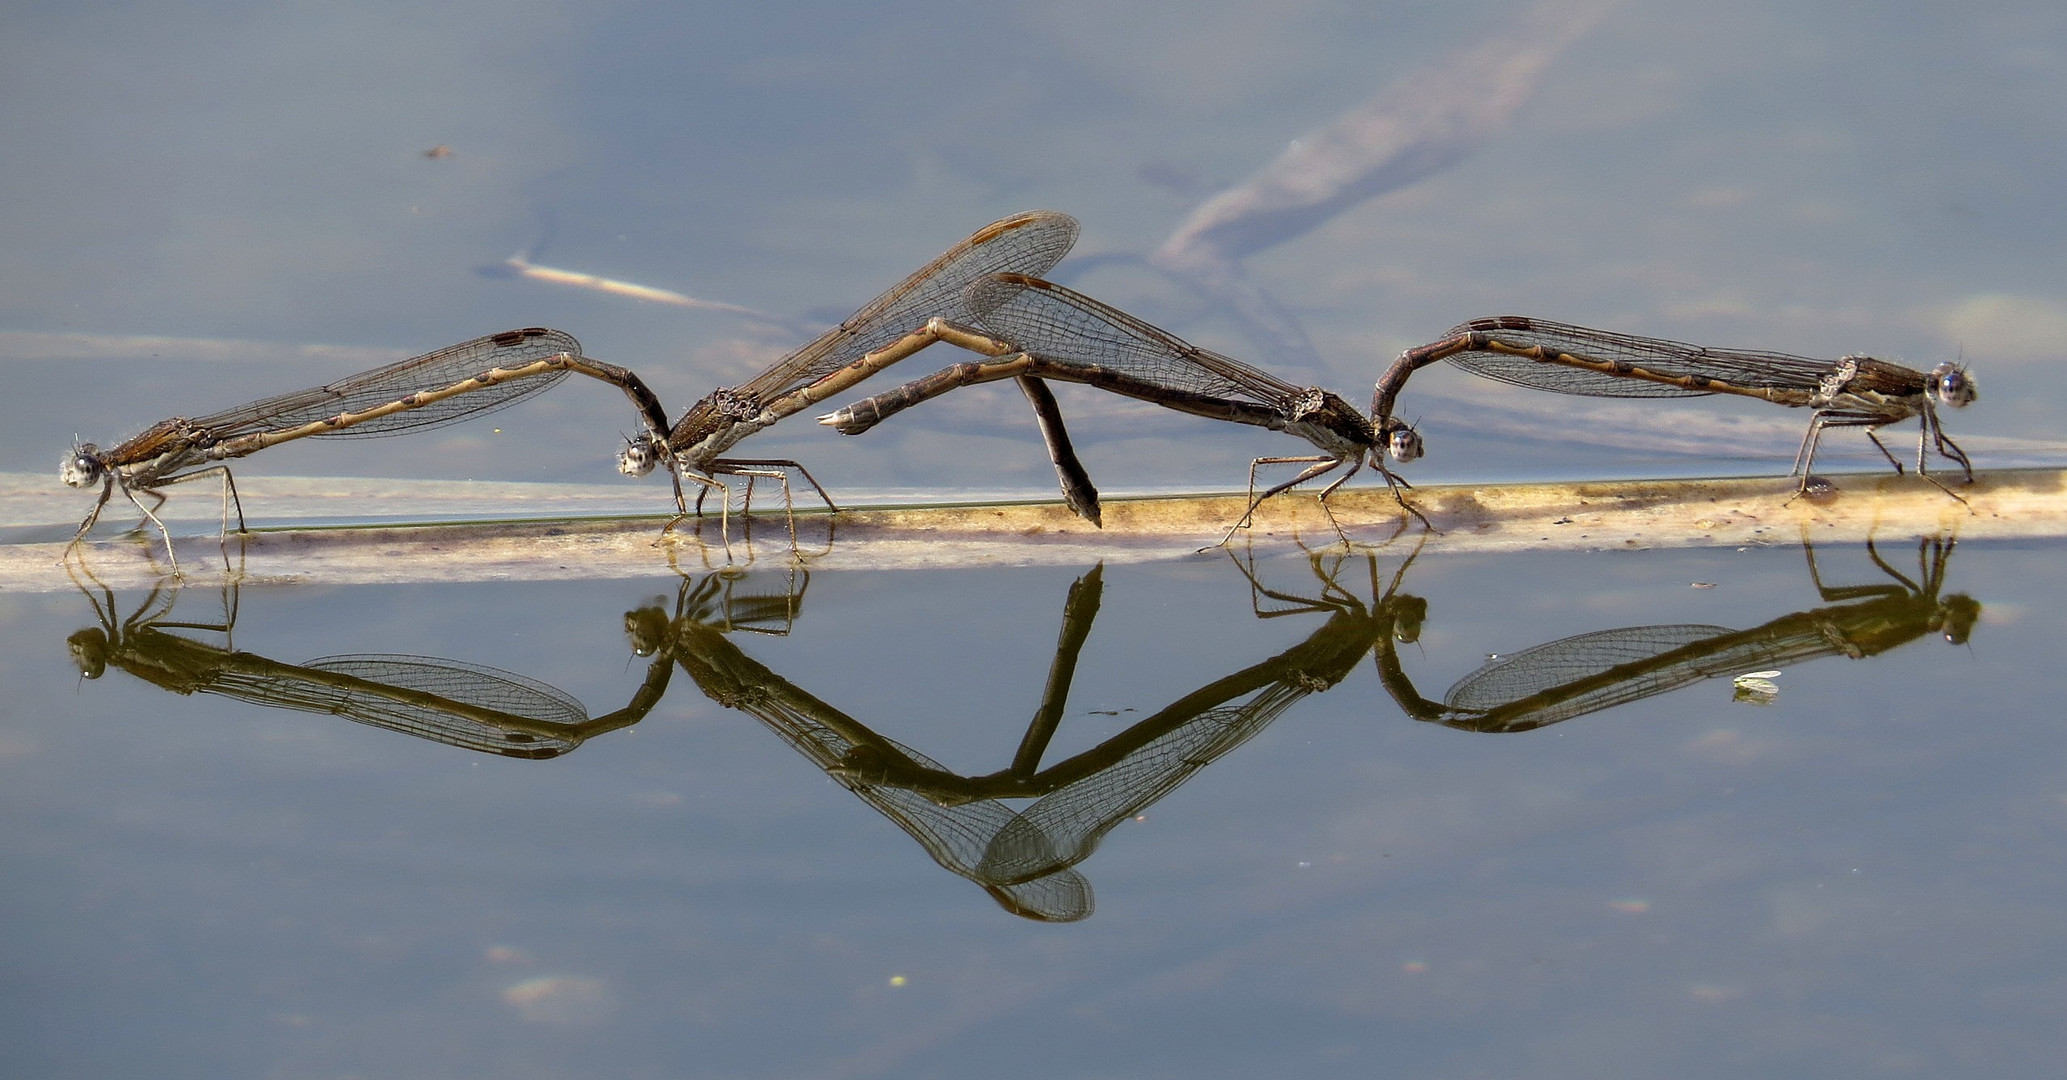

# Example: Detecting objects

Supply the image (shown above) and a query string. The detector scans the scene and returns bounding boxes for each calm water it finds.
[3,536,2063,1077]
[6,0,2067,1074]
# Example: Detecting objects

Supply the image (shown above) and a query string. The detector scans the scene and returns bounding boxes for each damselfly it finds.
[1370,315,1977,497]
[63,327,669,569]
[817,273,1424,542]
[617,211,1104,539]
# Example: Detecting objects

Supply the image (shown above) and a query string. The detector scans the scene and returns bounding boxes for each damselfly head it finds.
[618,435,663,478]
[67,627,112,680]
[1392,593,1429,644]
[1929,363,1977,408]
[1939,594,1981,645]
[60,444,104,488]
[622,601,671,657]
[1387,425,1425,463]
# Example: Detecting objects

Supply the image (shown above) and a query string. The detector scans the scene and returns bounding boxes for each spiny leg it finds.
[1889,409,1973,505]
[1862,419,1970,504]
[716,463,814,559]
[1213,455,1347,548]
[663,473,736,560]
[71,477,118,540]
[1863,428,1907,475]
[1788,412,1836,488]
[1919,403,1975,482]
[1381,469,1435,533]
[1308,457,1367,545]
[143,464,250,572]
[211,467,248,571]
[107,479,184,574]
[715,458,840,514]
[1784,413,1857,505]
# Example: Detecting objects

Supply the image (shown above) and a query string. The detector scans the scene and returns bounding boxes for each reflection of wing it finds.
[841,733,1095,924]
[214,653,595,757]
[665,560,1386,920]
[1415,537,1977,734]
[1441,616,1888,733]
[988,683,1308,886]
[1446,626,1730,709]
[971,601,1385,884]
[673,623,1092,922]
[70,570,661,760]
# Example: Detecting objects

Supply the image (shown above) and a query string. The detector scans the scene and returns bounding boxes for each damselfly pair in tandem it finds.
[1369,315,1979,504]
[62,328,669,571]
[61,212,1085,567]
[811,296,1982,537]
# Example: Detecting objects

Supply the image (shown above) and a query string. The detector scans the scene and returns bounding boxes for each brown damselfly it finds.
[817,273,1426,542]
[1370,315,1978,499]
[617,211,1105,542]
[63,327,671,570]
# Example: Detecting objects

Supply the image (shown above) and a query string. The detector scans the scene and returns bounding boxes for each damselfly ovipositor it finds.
[63,327,669,569]
[1370,315,1977,497]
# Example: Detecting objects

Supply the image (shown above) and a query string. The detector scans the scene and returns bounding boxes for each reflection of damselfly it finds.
[819,273,1425,541]
[1371,315,1978,498]
[652,554,1405,922]
[63,327,670,570]
[67,558,671,758]
[1373,535,1976,734]
[628,565,1100,920]
[618,211,1103,539]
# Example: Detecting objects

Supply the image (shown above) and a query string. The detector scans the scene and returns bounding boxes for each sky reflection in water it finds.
[4,536,2064,1075]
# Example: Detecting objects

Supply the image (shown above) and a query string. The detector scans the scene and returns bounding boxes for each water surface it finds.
[5,1,2067,1073]
[3,537,2062,1076]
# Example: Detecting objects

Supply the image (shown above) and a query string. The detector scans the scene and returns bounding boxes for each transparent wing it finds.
[969,274,1302,406]
[737,211,1080,399]
[1439,316,1834,399]
[187,328,580,440]
[206,652,591,756]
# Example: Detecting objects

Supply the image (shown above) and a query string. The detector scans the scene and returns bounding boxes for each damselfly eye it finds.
[623,604,669,656]
[1941,595,1981,645]
[1388,427,1425,463]
[1393,595,1429,644]
[60,448,104,488]
[68,628,110,679]
[1930,364,1976,408]
[618,439,660,478]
